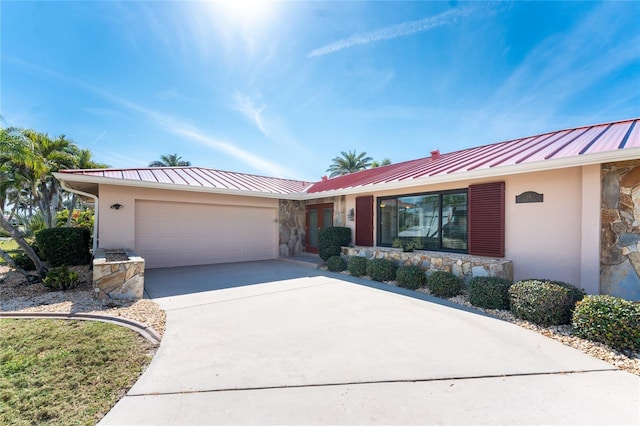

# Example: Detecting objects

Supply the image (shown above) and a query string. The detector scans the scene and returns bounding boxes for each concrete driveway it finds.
[100,260,639,425]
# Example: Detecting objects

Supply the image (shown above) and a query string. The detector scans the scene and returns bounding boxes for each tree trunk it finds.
[66,194,78,227]
[0,248,34,282]
[0,214,47,279]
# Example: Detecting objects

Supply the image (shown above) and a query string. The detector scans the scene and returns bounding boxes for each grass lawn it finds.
[0,319,156,425]
[0,239,20,265]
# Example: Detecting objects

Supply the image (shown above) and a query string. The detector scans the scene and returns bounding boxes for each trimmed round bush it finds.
[35,227,91,266]
[427,271,462,298]
[572,295,640,352]
[326,255,347,272]
[396,265,426,290]
[469,277,512,310]
[318,227,351,261]
[347,256,368,277]
[509,279,585,326]
[366,258,397,282]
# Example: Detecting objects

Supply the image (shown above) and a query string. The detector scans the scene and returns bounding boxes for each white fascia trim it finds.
[298,149,640,199]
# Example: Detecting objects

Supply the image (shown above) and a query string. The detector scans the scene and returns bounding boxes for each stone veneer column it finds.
[278,200,306,256]
[601,160,640,301]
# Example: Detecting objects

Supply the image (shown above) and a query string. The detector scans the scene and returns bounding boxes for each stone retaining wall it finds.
[93,248,144,300]
[342,246,513,283]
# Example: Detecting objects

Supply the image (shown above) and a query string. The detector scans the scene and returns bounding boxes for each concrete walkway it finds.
[100,261,640,425]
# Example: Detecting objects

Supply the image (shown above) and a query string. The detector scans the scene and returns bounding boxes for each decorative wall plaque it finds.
[516,191,543,203]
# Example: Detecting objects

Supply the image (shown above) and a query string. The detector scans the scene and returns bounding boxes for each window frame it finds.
[377,188,469,254]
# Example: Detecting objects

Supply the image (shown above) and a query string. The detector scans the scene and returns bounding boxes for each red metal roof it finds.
[58,167,312,195]
[306,118,639,194]
[58,118,638,197]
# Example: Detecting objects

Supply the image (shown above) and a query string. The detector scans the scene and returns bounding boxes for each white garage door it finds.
[135,200,277,269]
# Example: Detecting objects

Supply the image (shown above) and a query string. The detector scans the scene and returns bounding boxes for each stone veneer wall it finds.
[278,196,347,257]
[342,246,513,284]
[93,248,144,300]
[279,200,306,256]
[601,160,640,301]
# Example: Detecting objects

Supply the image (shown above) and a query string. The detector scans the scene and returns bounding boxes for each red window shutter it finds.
[355,196,374,246]
[468,182,505,257]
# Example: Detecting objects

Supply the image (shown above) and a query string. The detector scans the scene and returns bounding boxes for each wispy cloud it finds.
[230,90,317,174]
[476,2,640,139]
[308,8,473,58]
[7,57,297,177]
[170,125,293,177]
[232,92,268,136]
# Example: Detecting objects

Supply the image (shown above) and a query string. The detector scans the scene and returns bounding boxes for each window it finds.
[377,189,468,252]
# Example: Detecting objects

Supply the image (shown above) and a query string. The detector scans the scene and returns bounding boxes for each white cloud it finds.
[232,92,268,136]
[308,7,473,58]
[474,2,640,140]
[8,58,298,177]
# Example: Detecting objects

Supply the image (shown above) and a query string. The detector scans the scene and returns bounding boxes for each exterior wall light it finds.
[347,208,355,221]
[110,203,124,210]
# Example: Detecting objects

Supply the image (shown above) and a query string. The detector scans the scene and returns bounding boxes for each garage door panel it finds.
[135,200,276,268]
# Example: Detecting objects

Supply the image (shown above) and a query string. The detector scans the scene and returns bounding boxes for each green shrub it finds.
[427,271,462,298]
[392,238,423,252]
[55,209,94,231]
[42,265,80,291]
[318,227,351,261]
[366,258,397,282]
[572,295,640,352]
[36,227,91,267]
[396,265,426,290]
[509,279,585,326]
[347,256,368,277]
[469,277,513,310]
[8,250,36,271]
[326,255,347,272]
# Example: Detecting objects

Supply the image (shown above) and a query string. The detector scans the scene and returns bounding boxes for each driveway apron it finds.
[100,261,640,425]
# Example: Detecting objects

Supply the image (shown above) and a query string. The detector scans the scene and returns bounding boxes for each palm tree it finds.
[326,150,373,177]
[0,127,48,278]
[64,147,109,226]
[20,130,77,228]
[149,153,191,167]
[371,158,392,168]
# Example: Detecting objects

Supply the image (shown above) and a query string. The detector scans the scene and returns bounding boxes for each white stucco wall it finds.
[344,166,600,292]
[580,165,601,295]
[97,185,278,251]
[504,168,582,285]
[95,164,601,291]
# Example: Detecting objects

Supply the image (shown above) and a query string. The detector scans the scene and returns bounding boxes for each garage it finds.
[134,200,278,269]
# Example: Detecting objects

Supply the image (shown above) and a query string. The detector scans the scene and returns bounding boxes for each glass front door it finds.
[306,203,334,253]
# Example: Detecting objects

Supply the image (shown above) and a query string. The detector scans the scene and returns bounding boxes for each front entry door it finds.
[306,203,334,253]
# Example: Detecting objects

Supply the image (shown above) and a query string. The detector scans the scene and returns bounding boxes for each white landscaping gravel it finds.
[0,265,166,336]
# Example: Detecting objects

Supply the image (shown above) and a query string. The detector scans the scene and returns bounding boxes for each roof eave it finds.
[299,148,638,199]
[53,172,308,200]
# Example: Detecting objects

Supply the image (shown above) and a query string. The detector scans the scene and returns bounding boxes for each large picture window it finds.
[377,189,468,252]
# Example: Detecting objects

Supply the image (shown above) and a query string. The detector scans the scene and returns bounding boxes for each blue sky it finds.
[1,1,639,181]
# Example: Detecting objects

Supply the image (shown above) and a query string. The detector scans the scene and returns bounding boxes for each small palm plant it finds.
[149,154,191,167]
